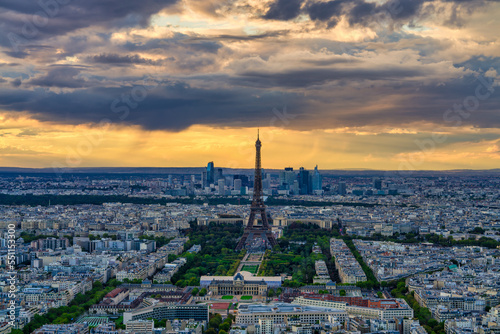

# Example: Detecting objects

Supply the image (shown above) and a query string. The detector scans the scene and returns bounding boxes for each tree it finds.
[339,289,346,296]
[220,322,230,331]
[209,314,222,329]
[469,227,485,234]
[192,288,199,296]
[428,319,438,328]
[268,289,275,298]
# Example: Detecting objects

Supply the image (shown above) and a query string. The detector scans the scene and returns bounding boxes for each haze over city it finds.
[0,0,499,170]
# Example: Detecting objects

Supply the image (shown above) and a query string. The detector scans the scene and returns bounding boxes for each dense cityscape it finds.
[0,137,499,334]
[1,0,499,333]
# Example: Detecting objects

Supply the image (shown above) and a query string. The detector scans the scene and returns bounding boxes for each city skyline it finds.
[0,0,499,170]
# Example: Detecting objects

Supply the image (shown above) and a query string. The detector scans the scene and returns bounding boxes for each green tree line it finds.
[13,279,122,334]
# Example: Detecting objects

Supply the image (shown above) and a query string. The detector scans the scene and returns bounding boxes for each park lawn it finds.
[241,265,259,273]
[240,295,253,300]
[221,295,234,299]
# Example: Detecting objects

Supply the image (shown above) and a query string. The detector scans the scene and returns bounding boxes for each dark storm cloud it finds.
[0,71,498,132]
[10,78,22,87]
[3,44,54,59]
[305,0,346,27]
[0,0,179,52]
[0,83,303,131]
[348,1,377,26]
[263,0,488,28]
[190,31,290,42]
[301,58,362,66]
[3,51,30,59]
[234,66,423,88]
[27,66,92,88]
[263,0,303,20]
[122,34,222,54]
[454,56,500,73]
[88,54,163,66]
[312,75,500,130]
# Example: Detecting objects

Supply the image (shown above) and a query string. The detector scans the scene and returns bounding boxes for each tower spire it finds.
[236,130,278,252]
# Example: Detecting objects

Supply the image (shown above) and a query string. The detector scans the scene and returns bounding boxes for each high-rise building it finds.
[292,180,300,194]
[234,178,242,193]
[338,182,347,195]
[215,168,223,182]
[298,167,311,195]
[279,167,296,192]
[373,177,382,190]
[201,171,206,187]
[218,179,225,195]
[262,172,271,191]
[312,165,322,193]
[234,174,250,187]
[206,161,215,185]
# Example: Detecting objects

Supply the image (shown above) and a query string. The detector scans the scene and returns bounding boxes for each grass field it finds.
[241,265,259,273]
[240,295,253,300]
[221,295,234,299]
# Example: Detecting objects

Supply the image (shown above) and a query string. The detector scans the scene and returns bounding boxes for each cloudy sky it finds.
[0,0,499,170]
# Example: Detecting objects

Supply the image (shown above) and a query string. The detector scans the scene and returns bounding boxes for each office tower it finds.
[234,178,243,194]
[373,177,382,190]
[279,167,296,191]
[285,168,295,186]
[262,178,270,191]
[201,171,207,187]
[236,131,278,251]
[234,174,250,187]
[215,168,223,182]
[312,165,322,192]
[262,172,271,190]
[206,161,215,185]
[218,179,225,195]
[278,170,285,185]
[298,167,311,195]
[338,182,346,195]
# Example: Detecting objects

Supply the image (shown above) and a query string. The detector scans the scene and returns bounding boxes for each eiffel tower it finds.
[236,131,279,251]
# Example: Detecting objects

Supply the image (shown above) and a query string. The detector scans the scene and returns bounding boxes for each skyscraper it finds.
[215,168,223,182]
[234,174,250,187]
[279,167,296,193]
[312,165,322,193]
[233,178,242,193]
[206,161,215,185]
[338,182,346,196]
[298,167,311,195]
[218,179,225,195]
